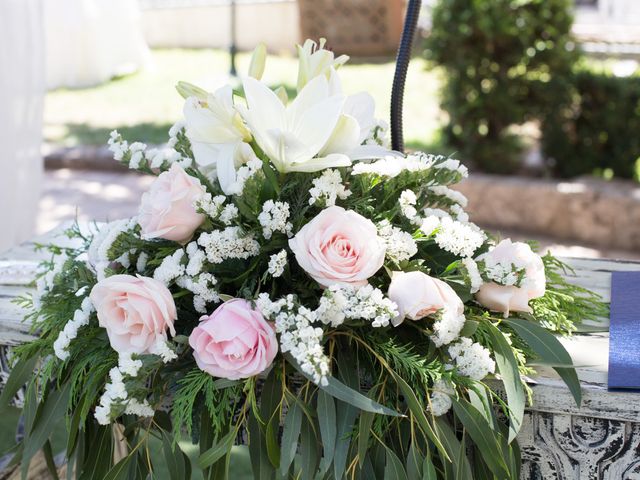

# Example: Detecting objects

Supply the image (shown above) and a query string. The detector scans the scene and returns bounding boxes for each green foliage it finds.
[541,67,640,179]
[425,0,578,173]
[531,253,609,333]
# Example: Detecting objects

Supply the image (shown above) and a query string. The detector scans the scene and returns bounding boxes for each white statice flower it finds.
[316,284,399,328]
[167,120,186,148]
[476,248,527,287]
[429,186,468,208]
[197,227,260,264]
[450,204,469,223]
[153,249,185,285]
[150,338,178,363]
[176,272,219,313]
[185,241,206,276]
[108,130,128,161]
[219,204,239,225]
[431,307,466,347]
[399,189,418,221]
[308,169,351,207]
[88,217,138,280]
[124,398,155,418]
[363,118,390,148]
[429,378,454,416]
[352,152,436,178]
[256,294,330,386]
[258,201,292,239]
[224,157,263,196]
[268,250,288,277]
[377,220,418,263]
[53,297,95,360]
[136,252,149,272]
[118,352,143,377]
[421,216,485,258]
[196,193,227,219]
[434,158,468,178]
[448,338,496,381]
[462,257,483,293]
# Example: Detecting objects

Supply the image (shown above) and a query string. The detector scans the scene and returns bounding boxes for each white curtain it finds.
[0,0,45,253]
[44,0,151,89]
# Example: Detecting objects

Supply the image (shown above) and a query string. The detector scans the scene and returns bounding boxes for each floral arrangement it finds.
[5,40,606,479]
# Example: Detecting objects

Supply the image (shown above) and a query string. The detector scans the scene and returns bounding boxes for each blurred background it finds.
[2,0,640,260]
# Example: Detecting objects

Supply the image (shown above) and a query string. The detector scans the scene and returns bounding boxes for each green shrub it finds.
[424,0,577,173]
[541,68,640,179]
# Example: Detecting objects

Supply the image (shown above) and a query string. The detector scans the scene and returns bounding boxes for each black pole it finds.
[390,0,422,153]
[229,0,237,76]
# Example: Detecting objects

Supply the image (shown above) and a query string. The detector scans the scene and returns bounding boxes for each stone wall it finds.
[455,174,640,252]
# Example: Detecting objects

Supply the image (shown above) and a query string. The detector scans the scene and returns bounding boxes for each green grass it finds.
[44,48,447,153]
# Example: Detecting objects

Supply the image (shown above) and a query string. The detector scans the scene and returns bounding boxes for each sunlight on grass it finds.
[45,48,446,151]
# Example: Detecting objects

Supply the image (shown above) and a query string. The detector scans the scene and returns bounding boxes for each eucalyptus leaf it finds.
[280,400,303,476]
[504,317,582,406]
[248,411,275,480]
[197,430,236,469]
[451,397,509,478]
[384,447,409,480]
[316,389,336,478]
[0,355,38,412]
[482,321,525,442]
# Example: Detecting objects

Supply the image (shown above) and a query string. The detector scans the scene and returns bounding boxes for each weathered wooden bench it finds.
[1,227,639,480]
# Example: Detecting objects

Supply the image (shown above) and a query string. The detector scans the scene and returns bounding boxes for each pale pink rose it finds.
[189,299,277,380]
[388,271,464,326]
[475,239,546,316]
[288,206,386,287]
[90,274,177,354]
[138,163,206,244]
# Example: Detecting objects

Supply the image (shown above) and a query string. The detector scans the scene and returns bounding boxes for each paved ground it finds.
[36,169,640,261]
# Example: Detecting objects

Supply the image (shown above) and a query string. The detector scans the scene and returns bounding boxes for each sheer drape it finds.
[0,0,45,252]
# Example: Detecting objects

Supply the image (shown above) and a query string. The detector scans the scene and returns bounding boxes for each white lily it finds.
[240,75,351,173]
[297,38,349,92]
[183,85,252,169]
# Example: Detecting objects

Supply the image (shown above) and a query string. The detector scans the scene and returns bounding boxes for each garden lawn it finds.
[44,48,447,153]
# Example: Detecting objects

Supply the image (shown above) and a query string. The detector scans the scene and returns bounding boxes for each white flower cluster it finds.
[258,200,292,239]
[399,189,418,221]
[154,249,185,285]
[88,217,138,280]
[421,216,485,258]
[224,158,263,196]
[95,353,153,425]
[429,186,468,208]
[431,307,466,347]
[429,378,454,416]
[267,250,287,277]
[155,243,220,312]
[363,119,390,147]
[462,257,483,293]
[108,130,192,171]
[352,153,434,178]
[34,253,68,307]
[315,284,399,328]
[196,193,238,225]
[377,221,417,264]
[434,157,468,178]
[53,297,95,360]
[448,338,496,381]
[197,227,260,264]
[149,337,179,363]
[476,251,526,287]
[308,169,351,207]
[256,294,330,386]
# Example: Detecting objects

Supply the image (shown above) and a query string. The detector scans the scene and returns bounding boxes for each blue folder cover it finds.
[608,271,640,390]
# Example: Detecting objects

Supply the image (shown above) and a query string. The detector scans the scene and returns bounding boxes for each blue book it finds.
[608,271,640,390]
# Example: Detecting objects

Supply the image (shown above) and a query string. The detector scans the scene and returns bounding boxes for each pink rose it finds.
[90,274,177,354]
[138,163,206,244]
[475,239,546,316]
[189,299,277,380]
[288,206,386,287]
[388,271,464,326]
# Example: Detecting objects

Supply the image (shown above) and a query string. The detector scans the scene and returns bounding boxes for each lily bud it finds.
[248,43,267,80]
[176,81,208,101]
